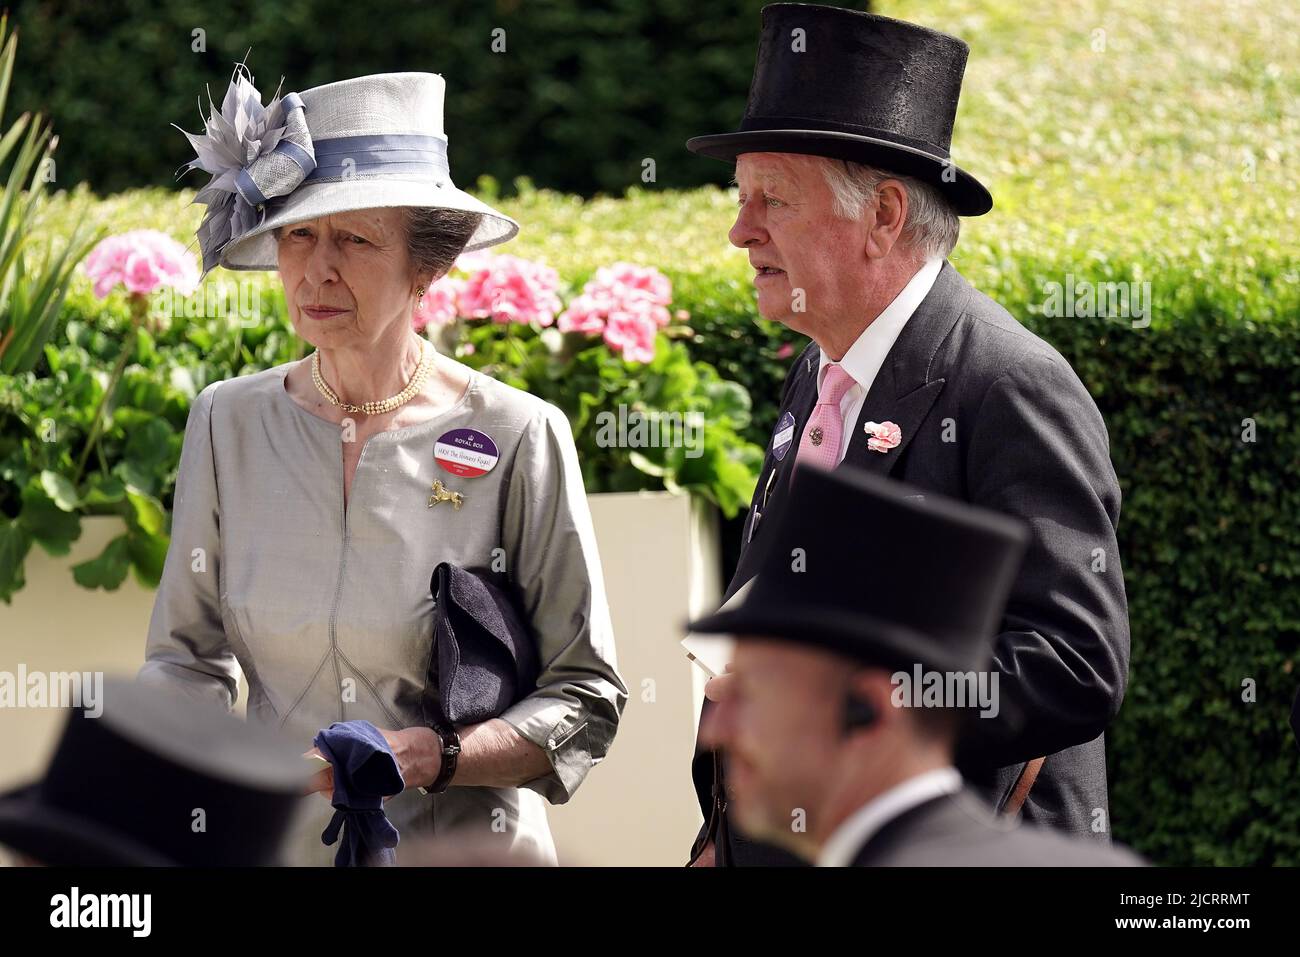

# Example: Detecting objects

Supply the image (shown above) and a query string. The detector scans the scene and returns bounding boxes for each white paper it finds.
[680,576,755,677]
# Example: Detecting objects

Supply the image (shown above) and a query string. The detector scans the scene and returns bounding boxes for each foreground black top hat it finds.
[687,3,992,216]
[688,465,1029,673]
[0,678,308,866]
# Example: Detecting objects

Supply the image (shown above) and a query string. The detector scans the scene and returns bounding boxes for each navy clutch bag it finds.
[424,562,540,729]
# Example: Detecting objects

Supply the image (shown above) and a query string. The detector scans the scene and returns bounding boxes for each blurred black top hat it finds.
[687,3,992,216]
[688,465,1029,674]
[0,678,307,866]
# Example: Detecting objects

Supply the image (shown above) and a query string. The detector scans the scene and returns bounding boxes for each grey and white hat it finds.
[175,62,519,278]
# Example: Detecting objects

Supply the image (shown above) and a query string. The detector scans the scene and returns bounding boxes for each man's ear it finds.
[864,179,909,260]
[846,668,896,728]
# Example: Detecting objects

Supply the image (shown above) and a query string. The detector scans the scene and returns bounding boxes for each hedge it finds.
[8,0,863,198]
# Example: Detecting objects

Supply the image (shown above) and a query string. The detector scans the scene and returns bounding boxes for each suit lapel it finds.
[849,791,958,866]
[732,263,973,592]
[768,350,820,503]
[840,357,944,478]
[839,260,971,478]
[729,347,819,598]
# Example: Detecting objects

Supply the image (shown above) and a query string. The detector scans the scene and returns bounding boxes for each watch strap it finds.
[418,720,460,795]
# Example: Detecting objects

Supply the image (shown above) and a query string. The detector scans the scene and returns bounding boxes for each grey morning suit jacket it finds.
[849,788,1145,867]
[692,260,1131,866]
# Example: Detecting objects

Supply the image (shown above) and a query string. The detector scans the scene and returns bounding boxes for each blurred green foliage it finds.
[9,0,861,197]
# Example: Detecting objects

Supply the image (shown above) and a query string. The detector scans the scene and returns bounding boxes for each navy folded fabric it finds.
[313,720,404,867]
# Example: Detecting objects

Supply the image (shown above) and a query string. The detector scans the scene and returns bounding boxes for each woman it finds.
[140,66,626,865]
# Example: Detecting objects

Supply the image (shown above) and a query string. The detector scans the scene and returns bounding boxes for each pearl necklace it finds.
[311,340,435,415]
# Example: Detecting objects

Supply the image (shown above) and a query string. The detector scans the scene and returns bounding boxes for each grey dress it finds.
[137,358,626,865]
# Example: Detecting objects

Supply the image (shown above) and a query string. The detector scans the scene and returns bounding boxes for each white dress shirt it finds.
[815,256,943,465]
[816,765,963,867]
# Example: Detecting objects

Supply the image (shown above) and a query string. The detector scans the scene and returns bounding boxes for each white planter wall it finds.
[0,491,717,867]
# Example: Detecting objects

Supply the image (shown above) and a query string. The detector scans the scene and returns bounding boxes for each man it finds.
[0,677,308,865]
[688,464,1143,867]
[685,5,1129,865]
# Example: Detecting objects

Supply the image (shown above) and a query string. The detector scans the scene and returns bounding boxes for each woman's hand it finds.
[303,747,334,798]
[302,727,441,800]
[377,726,441,792]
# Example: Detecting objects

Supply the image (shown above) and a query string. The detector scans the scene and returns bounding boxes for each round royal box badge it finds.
[434,428,500,478]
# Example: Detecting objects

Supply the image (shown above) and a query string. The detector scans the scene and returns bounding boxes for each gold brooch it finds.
[427,479,464,510]
[810,426,824,447]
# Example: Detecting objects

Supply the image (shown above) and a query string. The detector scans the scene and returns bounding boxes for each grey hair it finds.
[819,157,960,261]
[271,207,482,292]
[402,207,482,287]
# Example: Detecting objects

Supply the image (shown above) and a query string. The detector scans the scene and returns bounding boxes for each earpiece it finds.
[843,691,878,733]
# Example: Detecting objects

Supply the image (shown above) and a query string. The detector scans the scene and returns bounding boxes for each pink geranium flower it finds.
[594,262,672,312]
[602,309,659,364]
[83,230,200,299]
[556,263,672,363]
[557,286,619,335]
[457,254,562,326]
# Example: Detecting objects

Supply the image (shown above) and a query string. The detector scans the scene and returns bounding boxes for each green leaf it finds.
[627,450,668,478]
[123,416,176,477]
[71,533,131,591]
[134,326,157,365]
[0,515,32,603]
[20,475,82,555]
[113,460,156,496]
[81,473,126,507]
[39,468,79,511]
[123,485,166,537]
[185,327,214,352]
[125,523,168,588]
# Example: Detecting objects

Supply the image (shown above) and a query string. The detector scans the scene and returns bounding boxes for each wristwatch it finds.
[417,720,461,795]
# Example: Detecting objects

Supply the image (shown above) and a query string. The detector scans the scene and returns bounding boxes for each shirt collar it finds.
[815,765,962,867]
[817,257,944,393]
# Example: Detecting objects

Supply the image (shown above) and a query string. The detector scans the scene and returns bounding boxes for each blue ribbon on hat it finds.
[304,133,451,182]
[254,132,455,222]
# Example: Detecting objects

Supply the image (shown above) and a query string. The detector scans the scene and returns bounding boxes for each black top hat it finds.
[688,465,1029,674]
[687,4,992,216]
[0,678,308,866]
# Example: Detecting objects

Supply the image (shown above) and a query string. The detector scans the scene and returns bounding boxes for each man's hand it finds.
[704,663,735,704]
[696,664,733,865]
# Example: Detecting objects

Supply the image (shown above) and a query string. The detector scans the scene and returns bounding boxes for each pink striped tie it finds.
[795,363,856,469]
